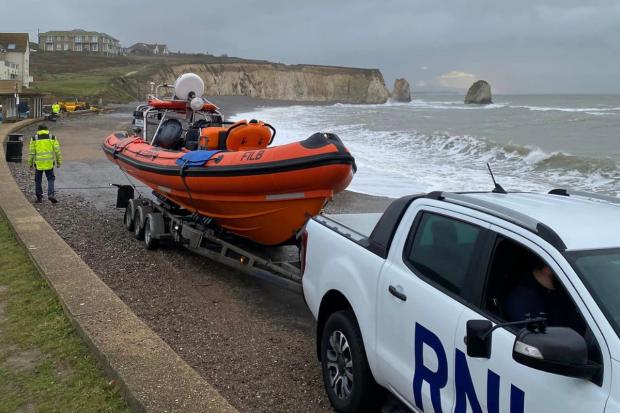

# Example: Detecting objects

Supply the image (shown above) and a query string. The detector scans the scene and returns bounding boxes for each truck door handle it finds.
[388,285,407,301]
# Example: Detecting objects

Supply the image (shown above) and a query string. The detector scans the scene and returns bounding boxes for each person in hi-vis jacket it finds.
[28,124,62,203]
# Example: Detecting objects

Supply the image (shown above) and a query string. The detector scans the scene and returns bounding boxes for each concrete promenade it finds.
[0,119,238,412]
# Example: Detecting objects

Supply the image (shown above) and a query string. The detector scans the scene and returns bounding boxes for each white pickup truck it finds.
[301,189,620,413]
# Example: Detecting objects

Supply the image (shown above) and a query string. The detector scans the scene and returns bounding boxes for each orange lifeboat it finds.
[103,121,356,245]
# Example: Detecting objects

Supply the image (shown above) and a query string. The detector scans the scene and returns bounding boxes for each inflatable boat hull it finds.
[103,132,355,245]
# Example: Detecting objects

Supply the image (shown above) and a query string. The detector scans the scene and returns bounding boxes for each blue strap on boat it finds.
[175,150,222,167]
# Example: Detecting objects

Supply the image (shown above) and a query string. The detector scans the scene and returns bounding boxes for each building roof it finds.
[464,192,620,251]
[39,29,119,42]
[128,42,167,52]
[0,33,29,52]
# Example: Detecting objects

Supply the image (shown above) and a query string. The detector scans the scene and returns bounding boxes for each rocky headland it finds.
[31,54,390,104]
[144,62,390,104]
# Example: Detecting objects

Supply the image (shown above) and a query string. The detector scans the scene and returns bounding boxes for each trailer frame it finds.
[119,187,303,294]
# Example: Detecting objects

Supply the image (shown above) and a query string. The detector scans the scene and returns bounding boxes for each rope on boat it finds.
[179,159,199,213]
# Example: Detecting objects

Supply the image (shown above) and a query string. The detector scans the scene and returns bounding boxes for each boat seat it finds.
[153,119,184,149]
[199,126,228,150]
[184,127,200,151]
[224,120,275,151]
[185,120,210,151]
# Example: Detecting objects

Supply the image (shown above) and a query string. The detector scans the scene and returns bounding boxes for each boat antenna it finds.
[487,163,507,194]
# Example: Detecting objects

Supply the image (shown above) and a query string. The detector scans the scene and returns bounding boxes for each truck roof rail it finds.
[549,188,620,205]
[426,191,567,251]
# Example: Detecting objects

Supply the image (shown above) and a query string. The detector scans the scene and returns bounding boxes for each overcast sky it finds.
[3,0,619,94]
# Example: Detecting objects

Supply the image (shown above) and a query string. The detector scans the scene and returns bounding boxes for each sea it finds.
[231,93,620,198]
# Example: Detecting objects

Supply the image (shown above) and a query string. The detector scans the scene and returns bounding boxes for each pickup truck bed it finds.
[313,194,423,258]
[314,213,382,240]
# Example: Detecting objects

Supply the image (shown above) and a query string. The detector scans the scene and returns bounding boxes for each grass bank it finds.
[33,65,146,102]
[0,214,130,413]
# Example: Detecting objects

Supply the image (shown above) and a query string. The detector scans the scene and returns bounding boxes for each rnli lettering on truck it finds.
[414,323,524,413]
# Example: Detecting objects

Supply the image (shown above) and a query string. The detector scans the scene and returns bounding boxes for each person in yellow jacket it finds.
[28,124,62,203]
[51,102,61,115]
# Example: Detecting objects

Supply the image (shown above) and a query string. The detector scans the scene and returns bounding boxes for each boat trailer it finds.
[115,185,303,293]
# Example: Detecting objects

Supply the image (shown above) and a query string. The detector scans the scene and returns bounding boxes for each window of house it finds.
[8,44,16,50]
[92,44,98,51]
[64,43,69,51]
[47,36,53,42]
[75,36,81,42]
[56,43,61,50]
[405,213,484,296]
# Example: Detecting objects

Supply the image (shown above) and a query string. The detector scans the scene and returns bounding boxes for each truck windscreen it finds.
[567,248,620,338]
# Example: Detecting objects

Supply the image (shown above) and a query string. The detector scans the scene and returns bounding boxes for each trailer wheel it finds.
[143,216,159,250]
[134,206,148,241]
[124,204,135,231]
[320,310,380,413]
[124,199,137,231]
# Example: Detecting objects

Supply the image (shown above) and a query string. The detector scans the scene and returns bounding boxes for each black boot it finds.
[35,197,43,203]
[49,196,58,204]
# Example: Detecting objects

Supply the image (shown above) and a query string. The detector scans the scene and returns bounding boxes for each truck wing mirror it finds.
[466,316,547,359]
[466,320,493,358]
[513,327,602,380]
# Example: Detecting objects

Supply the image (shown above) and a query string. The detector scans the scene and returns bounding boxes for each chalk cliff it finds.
[149,63,390,104]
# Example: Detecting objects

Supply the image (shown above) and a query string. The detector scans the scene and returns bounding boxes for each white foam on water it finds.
[513,105,620,113]
[231,103,620,198]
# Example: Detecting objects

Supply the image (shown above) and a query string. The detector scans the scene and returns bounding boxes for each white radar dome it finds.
[174,73,205,101]
[190,97,205,111]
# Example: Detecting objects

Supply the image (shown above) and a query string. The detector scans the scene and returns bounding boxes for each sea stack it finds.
[464,80,492,104]
[391,78,412,102]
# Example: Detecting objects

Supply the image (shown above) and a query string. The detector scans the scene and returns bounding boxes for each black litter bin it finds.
[5,133,24,163]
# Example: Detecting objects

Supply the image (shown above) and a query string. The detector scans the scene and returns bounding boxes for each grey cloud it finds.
[2,0,619,93]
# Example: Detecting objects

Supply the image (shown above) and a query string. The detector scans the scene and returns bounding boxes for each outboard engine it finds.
[153,119,184,149]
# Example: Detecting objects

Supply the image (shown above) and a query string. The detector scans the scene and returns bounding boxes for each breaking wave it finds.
[232,102,620,198]
[335,98,620,117]
[512,105,620,114]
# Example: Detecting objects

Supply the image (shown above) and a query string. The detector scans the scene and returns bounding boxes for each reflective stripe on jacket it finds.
[28,130,62,170]
[52,104,60,114]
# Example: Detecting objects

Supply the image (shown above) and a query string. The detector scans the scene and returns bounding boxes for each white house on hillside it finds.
[0,33,32,88]
[127,42,169,55]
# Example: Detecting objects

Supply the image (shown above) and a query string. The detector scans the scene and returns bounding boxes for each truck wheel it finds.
[124,204,135,231]
[143,216,159,250]
[321,310,380,413]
